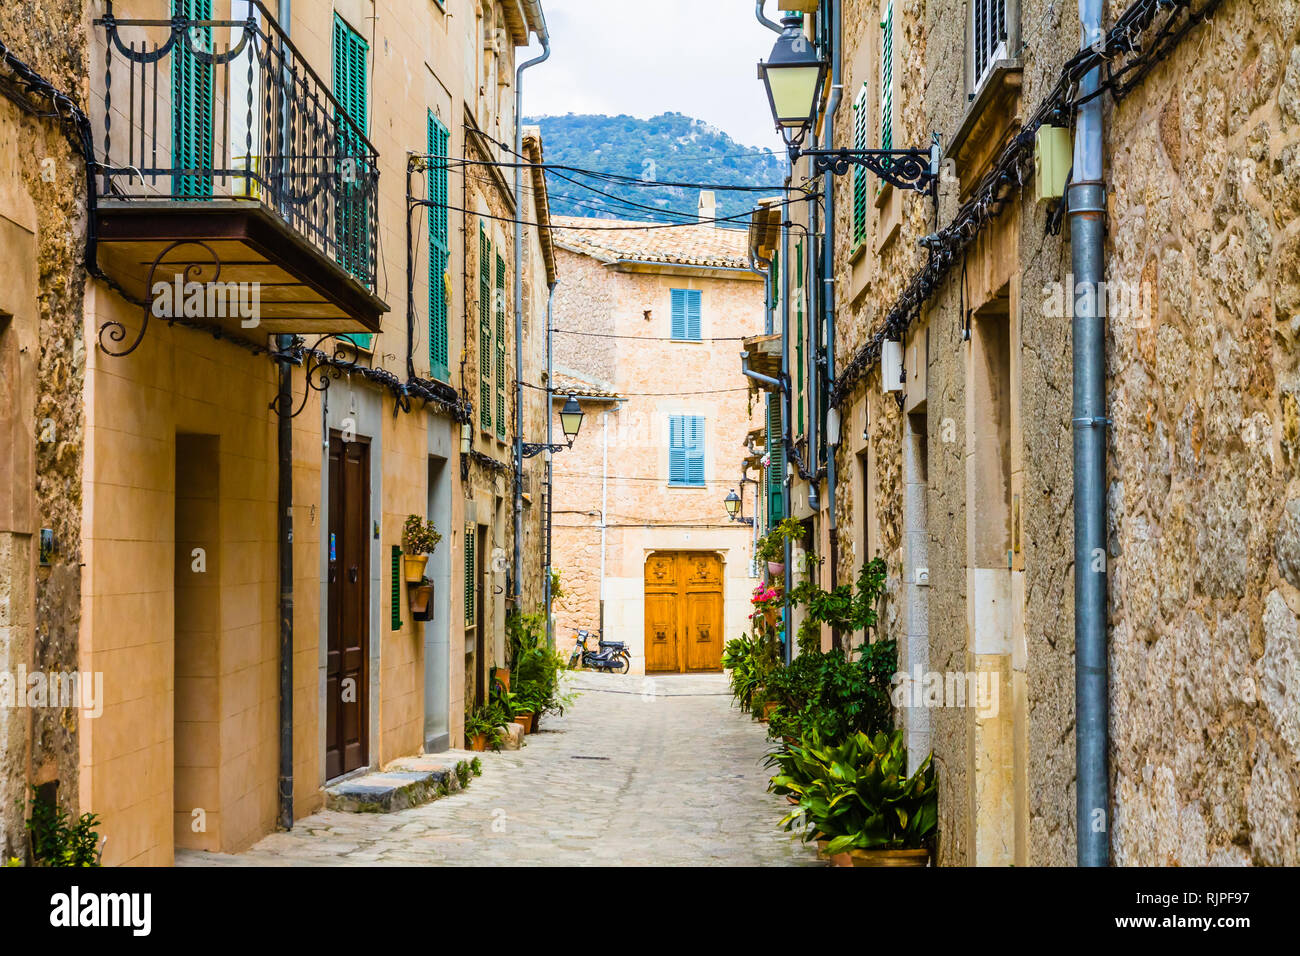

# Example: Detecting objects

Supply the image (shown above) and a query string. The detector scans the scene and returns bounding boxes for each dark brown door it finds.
[327,435,369,779]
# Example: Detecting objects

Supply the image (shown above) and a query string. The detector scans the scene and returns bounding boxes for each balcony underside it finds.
[743,332,783,391]
[94,200,387,337]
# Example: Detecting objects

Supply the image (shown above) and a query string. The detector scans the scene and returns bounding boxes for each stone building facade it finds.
[0,0,555,866]
[549,213,765,673]
[757,0,1299,865]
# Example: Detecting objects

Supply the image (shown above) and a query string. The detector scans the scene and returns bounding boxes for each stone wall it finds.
[830,0,1300,865]
[0,0,89,860]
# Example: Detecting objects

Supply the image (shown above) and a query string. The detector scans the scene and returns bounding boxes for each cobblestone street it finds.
[177,673,820,867]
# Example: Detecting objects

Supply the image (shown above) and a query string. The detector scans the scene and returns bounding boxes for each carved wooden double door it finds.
[644,552,724,673]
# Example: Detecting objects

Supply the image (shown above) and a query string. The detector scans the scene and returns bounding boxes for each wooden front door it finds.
[644,552,725,673]
[327,435,369,779]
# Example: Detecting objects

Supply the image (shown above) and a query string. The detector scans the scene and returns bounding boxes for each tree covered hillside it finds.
[523,112,786,226]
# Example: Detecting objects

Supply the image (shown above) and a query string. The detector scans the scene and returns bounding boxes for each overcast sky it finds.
[522,0,785,153]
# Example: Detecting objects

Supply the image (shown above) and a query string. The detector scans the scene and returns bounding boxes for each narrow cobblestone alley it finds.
[177,674,820,867]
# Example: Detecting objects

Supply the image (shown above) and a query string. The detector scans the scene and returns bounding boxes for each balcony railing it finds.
[93,1,378,288]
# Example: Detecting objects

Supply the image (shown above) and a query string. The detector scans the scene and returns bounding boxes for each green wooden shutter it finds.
[333,14,372,343]
[767,395,786,525]
[852,84,869,247]
[172,0,213,199]
[391,546,403,631]
[495,253,507,439]
[464,526,476,626]
[427,112,450,381]
[881,3,894,155]
[479,225,493,431]
[769,251,780,311]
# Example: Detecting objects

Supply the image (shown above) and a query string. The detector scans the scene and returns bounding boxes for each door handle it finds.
[348,565,359,583]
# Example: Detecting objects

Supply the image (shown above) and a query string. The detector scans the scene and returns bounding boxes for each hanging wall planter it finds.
[767,561,786,577]
[410,581,435,621]
[403,554,429,583]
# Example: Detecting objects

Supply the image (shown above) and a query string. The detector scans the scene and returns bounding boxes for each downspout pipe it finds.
[1070,0,1109,868]
[275,0,294,834]
[755,0,783,34]
[822,0,842,596]
[544,280,557,648]
[513,11,551,603]
[781,216,793,666]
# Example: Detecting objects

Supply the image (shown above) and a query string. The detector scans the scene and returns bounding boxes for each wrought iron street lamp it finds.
[724,488,755,526]
[523,393,585,459]
[758,14,940,195]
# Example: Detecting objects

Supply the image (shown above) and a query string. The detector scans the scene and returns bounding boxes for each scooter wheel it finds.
[618,653,630,674]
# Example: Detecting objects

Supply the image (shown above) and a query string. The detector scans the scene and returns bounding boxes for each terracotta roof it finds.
[553,373,620,400]
[552,215,751,270]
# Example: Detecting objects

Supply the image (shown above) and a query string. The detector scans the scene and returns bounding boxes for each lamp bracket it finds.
[791,145,937,195]
[522,441,571,459]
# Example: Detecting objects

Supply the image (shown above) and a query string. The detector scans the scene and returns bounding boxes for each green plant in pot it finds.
[464,702,505,752]
[775,728,937,866]
[401,515,443,582]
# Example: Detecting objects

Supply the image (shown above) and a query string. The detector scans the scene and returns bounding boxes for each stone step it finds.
[324,753,480,814]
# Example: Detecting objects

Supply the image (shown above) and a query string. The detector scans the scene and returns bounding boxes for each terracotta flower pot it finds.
[761,701,778,721]
[409,583,434,618]
[494,669,511,692]
[468,733,488,752]
[403,554,429,583]
[848,848,932,867]
[513,712,534,734]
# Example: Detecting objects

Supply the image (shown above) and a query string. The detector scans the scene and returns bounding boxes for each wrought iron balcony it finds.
[91,1,385,345]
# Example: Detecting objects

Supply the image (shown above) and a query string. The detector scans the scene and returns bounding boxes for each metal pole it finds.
[512,17,551,603]
[599,410,609,636]
[544,281,556,647]
[781,215,793,666]
[823,0,842,604]
[1071,0,1110,868]
[275,0,294,836]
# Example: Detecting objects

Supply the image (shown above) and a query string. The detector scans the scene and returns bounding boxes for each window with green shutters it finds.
[427,112,450,381]
[390,546,403,631]
[333,14,372,345]
[767,394,786,525]
[880,3,894,156]
[769,251,780,311]
[172,0,213,199]
[479,225,493,431]
[852,83,870,247]
[795,240,805,436]
[495,253,507,439]
[668,415,706,487]
[670,289,702,341]
[464,526,476,626]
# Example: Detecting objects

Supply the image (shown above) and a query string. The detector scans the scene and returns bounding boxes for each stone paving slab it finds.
[177,672,822,867]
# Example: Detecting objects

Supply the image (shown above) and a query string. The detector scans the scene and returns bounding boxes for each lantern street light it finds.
[758,14,941,196]
[724,488,755,526]
[523,393,585,459]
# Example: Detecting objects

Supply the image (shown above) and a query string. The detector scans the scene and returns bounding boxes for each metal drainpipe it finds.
[756,0,783,33]
[544,281,556,647]
[275,0,293,833]
[822,0,842,596]
[781,214,793,666]
[1071,0,1110,868]
[600,410,609,637]
[513,11,551,603]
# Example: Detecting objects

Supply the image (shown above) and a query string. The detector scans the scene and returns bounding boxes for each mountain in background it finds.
[523,112,785,227]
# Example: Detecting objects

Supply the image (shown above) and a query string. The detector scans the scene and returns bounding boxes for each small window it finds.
[971,0,1008,94]
[670,289,702,341]
[668,415,706,487]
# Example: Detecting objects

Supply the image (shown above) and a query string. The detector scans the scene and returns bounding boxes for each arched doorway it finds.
[644,552,724,673]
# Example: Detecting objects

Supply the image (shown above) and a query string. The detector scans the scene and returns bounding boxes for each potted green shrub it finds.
[409,576,435,621]
[775,729,937,867]
[465,703,505,752]
[401,515,443,583]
